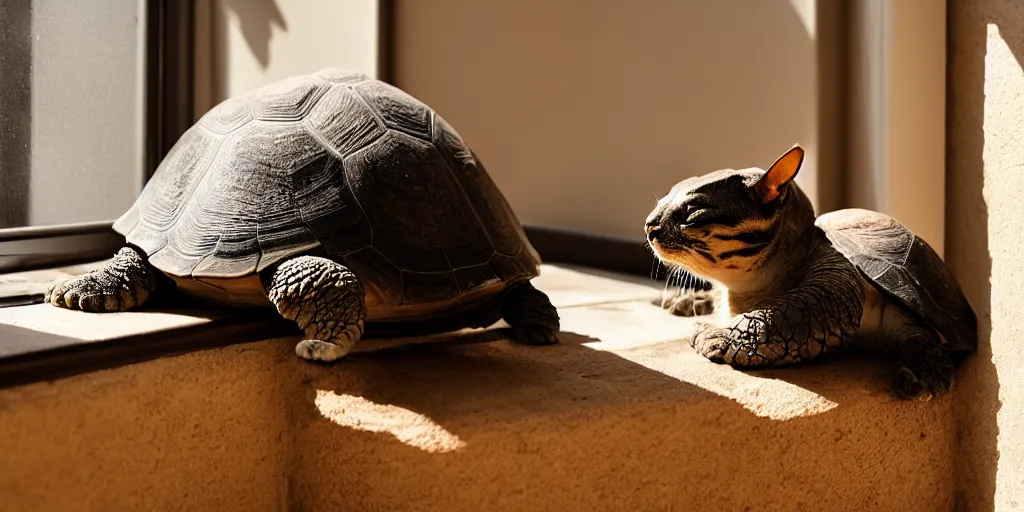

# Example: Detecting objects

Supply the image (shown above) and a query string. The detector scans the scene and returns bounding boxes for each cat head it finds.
[645,145,816,287]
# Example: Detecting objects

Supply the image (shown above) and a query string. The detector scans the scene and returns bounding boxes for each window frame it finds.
[0,0,196,277]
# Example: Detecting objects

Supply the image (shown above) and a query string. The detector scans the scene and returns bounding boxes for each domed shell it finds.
[815,208,977,352]
[113,68,540,310]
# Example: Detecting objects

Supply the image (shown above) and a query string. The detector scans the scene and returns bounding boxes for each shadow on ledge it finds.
[288,327,957,511]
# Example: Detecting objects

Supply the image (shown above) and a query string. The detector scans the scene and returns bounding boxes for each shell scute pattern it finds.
[291,155,373,254]
[135,121,325,278]
[116,126,224,257]
[303,84,387,157]
[402,270,461,304]
[239,119,326,172]
[197,94,254,135]
[342,247,405,305]
[353,80,433,142]
[816,208,978,351]
[339,131,454,274]
[453,264,502,294]
[115,69,540,306]
[431,116,526,258]
[250,76,331,122]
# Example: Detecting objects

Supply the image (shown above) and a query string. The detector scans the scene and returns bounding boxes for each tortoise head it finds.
[645,144,817,289]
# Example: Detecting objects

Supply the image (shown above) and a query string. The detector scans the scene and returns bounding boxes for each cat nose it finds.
[646,224,662,242]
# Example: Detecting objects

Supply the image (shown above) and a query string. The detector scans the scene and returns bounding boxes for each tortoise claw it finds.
[510,324,559,346]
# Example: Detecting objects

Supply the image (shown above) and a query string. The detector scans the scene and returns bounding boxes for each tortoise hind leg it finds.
[875,299,954,400]
[47,246,162,312]
[501,282,560,345]
[264,255,367,362]
[893,329,954,401]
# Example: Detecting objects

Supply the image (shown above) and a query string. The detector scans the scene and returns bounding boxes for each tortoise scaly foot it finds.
[46,246,159,312]
[296,325,363,362]
[690,301,850,368]
[893,335,953,401]
[266,255,367,363]
[661,287,717,317]
[690,320,780,367]
[502,282,560,345]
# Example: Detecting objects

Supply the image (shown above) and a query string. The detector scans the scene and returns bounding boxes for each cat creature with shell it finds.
[646,145,977,400]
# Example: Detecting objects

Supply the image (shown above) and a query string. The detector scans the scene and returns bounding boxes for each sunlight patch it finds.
[314,390,467,453]
[596,342,840,421]
[788,0,816,39]
[557,301,840,420]
[569,326,839,421]
[680,366,839,420]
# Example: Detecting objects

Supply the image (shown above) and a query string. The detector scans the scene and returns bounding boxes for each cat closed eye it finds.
[683,207,719,226]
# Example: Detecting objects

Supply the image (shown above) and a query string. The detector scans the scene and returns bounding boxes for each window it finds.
[0,0,193,290]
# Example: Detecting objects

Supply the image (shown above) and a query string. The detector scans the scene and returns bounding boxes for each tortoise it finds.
[646,144,977,400]
[46,67,561,361]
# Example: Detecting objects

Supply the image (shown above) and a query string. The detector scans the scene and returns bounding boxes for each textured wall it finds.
[947,0,1024,509]
[0,343,296,511]
[0,328,957,512]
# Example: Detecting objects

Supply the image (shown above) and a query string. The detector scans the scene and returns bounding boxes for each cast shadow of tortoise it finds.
[140,282,914,409]
[278,325,951,509]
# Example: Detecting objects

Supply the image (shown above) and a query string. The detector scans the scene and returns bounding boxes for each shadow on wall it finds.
[218,0,287,69]
[946,0,1024,509]
[393,0,820,241]
[205,0,288,117]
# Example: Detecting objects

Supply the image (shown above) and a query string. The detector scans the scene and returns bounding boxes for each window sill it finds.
[0,259,671,389]
[0,262,958,511]
[0,261,298,389]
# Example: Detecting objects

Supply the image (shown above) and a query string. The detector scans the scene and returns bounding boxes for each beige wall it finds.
[846,0,947,256]
[393,0,835,241]
[191,0,847,244]
[193,0,381,119]
[189,0,950,255]
[947,0,1024,509]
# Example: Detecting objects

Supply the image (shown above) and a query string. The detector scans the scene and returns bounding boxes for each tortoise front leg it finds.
[691,264,864,368]
[47,246,164,312]
[264,255,366,362]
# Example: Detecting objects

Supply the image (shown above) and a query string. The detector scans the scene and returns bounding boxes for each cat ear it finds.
[754,144,804,203]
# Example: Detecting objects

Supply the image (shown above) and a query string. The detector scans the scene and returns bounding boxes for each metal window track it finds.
[0,221,122,276]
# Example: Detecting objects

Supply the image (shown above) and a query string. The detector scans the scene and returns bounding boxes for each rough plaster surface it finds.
[947,1,1024,509]
[0,344,296,511]
[0,265,955,511]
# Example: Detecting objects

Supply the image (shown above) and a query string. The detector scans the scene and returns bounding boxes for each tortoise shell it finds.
[113,68,540,320]
[815,208,977,352]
